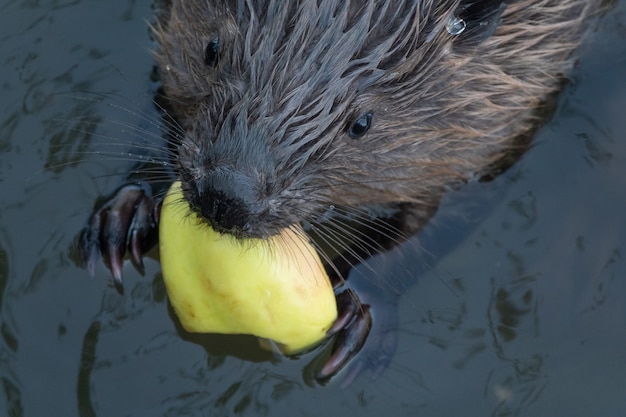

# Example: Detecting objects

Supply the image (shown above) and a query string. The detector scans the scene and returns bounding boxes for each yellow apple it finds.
[159,181,337,353]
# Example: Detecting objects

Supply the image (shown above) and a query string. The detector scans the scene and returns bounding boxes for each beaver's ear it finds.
[452,0,507,47]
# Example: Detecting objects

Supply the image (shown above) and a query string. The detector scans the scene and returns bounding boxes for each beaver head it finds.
[152,0,590,239]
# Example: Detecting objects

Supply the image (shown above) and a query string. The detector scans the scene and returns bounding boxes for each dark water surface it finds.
[1,1,626,416]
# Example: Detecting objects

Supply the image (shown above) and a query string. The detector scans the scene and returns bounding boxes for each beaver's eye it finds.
[204,36,220,67]
[348,111,373,138]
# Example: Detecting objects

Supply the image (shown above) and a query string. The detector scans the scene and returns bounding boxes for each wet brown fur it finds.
[151,0,604,241]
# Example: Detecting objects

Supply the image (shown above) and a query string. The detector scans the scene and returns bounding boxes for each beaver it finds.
[80,0,605,381]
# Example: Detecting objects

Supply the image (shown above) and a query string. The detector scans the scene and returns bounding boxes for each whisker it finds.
[49,137,178,162]
[314,217,382,260]
[301,227,350,287]
[309,222,379,280]
[62,150,172,168]
[332,205,409,246]
[55,107,175,148]
[68,91,186,143]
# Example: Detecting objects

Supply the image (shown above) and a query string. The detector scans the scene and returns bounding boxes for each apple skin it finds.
[159,181,338,354]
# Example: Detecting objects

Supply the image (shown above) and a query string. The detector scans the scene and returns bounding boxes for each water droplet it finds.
[446,15,466,36]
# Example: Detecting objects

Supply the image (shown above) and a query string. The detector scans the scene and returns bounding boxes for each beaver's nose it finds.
[196,169,259,236]
[201,190,250,233]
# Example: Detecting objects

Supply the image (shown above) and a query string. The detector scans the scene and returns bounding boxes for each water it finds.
[1,1,625,416]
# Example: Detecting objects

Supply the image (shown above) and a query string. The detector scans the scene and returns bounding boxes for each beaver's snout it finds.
[186,167,269,237]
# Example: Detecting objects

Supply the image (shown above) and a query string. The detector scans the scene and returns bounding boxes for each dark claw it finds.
[100,192,139,286]
[129,228,145,273]
[128,195,160,273]
[340,322,397,386]
[317,303,371,380]
[315,287,399,385]
[327,290,360,336]
[79,182,160,290]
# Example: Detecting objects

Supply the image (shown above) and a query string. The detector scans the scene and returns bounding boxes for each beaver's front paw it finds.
[79,182,161,291]
[316,289,397,385]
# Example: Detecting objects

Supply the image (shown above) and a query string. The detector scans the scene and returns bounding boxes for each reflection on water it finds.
[0,0,626,416]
